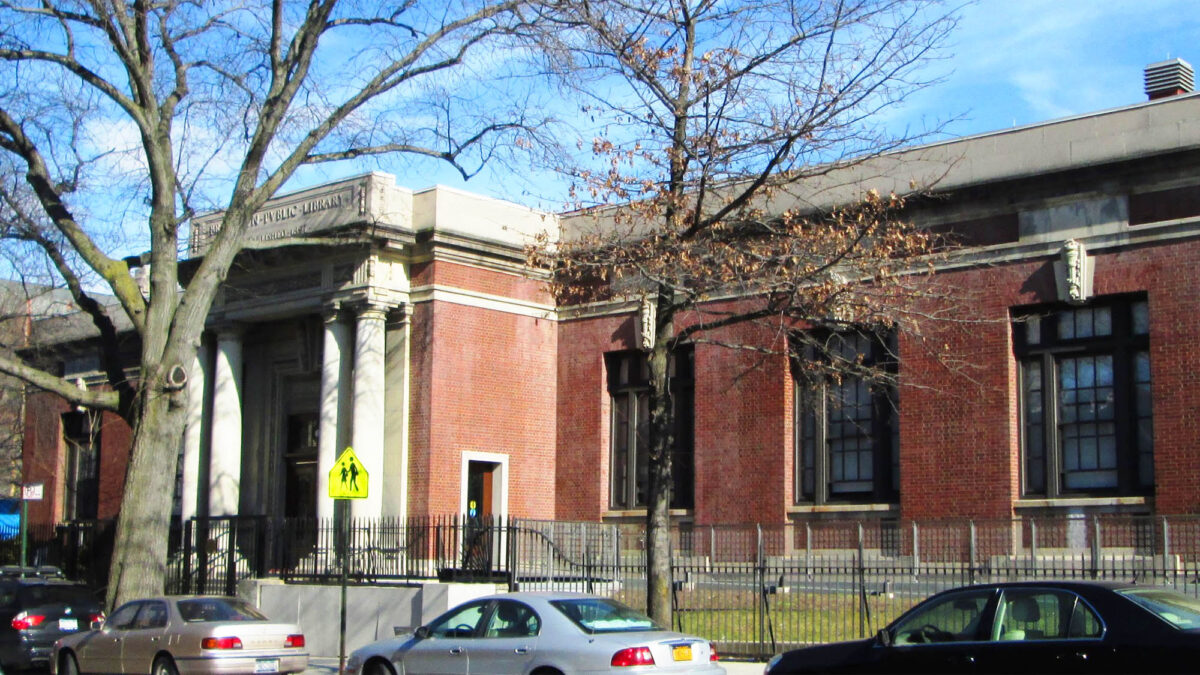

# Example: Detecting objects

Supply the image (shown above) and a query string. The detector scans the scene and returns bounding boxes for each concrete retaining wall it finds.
[240,580,502,657]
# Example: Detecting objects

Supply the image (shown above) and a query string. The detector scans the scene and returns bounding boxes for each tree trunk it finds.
[106,386,188,609]
[644,322,675,627]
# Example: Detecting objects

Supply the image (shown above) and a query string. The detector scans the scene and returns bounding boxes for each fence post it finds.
[858,523,868,638]
[1091,516,1101,579]
[968,521,977,586]
[1030,521,1038,577]
[1162,517,1172,579]
[911,522,919,579]
[508,517,518,592]
[757,523,765,660]
[805,523,812,578]
[225,518,239,597]
[183,518,194,594]
[613,524,621,589]
[197,516,210,594]
[710,525,715,571]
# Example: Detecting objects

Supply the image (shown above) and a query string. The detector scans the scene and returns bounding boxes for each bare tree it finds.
[528,0,959,625]
[0,0,549,608]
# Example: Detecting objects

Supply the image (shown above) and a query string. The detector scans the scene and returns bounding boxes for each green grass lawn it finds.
[616,587,922,651]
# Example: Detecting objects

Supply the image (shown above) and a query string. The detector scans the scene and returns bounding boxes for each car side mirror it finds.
[414,626,431,640]
[876,628,892,647]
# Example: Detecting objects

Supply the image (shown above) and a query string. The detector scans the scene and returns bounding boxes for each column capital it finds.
[213,322,245,340]
[386,303,413,328]
[352,301,393,322]
[322,303,345,324]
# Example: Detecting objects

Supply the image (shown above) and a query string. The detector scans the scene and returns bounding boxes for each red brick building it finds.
[21,61,1200,532]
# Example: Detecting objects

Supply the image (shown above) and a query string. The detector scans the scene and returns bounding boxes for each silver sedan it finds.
[346,591,725,675]
[52,596,308,675]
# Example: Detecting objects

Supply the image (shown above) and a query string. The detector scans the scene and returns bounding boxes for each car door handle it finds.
[449,647,465,655]
[514,647,529,654]
[150,637,160,642]
[1057,651,1089,661]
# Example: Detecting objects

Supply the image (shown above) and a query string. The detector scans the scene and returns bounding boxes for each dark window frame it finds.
[793,331,899,506]
[62,411,100,522]
[606,347,694,511]
[1014,295,1152,498]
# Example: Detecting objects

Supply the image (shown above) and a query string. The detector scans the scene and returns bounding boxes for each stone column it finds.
[383,305,413,518]
[351,303,388,518]
[178,338,212,521]
[209,325,244,516]
[316,308,353,520]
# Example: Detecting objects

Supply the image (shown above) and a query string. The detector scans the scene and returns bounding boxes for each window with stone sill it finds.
[1014,295,1152,498]
[606,348,694,511]
[793,330,898,506]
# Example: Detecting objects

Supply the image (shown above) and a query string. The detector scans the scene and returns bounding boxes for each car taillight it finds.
[12,612,45,630]
[87,613,105,625]
[611,646,655,667]
[709,642,719,662]
[285,634,305,648]
[201,637,243,649]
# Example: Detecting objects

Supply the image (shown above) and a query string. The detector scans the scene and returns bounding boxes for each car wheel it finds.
[153,656,179,675]
[363,659,396,675]
[60,652,81,675]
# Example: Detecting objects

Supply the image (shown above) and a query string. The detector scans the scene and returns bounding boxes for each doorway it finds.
[284,412,319,519]
[460,454,508,576]
[466,460,498,520]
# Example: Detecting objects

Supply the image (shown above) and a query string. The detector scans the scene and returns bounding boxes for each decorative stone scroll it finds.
[1054,239,1094,304]
[637,294,657,351]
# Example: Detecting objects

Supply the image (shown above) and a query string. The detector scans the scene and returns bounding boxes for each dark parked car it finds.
[766,580,1200,673]
[0,571,103,671]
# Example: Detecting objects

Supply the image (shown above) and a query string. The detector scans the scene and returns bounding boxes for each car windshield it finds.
[18,585,97,607]
[177,598,268,622]
[1118,588,1200,629]
[550,598,662,634]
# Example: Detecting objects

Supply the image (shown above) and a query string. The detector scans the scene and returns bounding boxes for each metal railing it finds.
[0,519,114,590]
[22,514,1200,659]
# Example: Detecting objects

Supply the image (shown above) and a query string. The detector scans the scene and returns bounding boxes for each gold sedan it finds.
[52,596,308,675]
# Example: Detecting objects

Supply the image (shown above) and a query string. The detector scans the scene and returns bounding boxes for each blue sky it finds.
[304,0,1200,211]
[902,0,1200,136]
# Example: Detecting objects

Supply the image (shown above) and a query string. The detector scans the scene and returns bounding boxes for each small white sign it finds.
[21,483,43,501]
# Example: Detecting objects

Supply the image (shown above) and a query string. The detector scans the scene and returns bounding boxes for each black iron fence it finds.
[0,519,114,590]
[22,514,1200,659]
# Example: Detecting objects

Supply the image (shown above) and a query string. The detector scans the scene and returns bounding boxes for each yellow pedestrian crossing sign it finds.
[329,447,368,499]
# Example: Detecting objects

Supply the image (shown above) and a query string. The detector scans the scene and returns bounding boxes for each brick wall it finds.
[96,411,131,521]
[552,239,1200,523]
[554,313,629,521]
[555,304,794,525]
[407,261,557,518]
[22,391,67,527]
[692,313,793,525]
[21,392,132,527]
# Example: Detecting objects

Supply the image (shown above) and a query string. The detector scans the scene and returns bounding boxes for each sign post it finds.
[328,448,368,675]
[20,483,43,576]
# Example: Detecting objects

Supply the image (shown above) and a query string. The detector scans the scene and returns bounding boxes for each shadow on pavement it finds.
[304,655,765,674]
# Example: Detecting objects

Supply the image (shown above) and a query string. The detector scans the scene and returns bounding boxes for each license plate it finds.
[672,645,692,662]
[255,659,279,673]
[59,618,78,631]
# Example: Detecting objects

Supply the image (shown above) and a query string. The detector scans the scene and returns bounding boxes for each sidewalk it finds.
[720,660,768,674]
[306,656,766,673]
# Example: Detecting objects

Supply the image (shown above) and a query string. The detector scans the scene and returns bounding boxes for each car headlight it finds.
[765,653,782,674]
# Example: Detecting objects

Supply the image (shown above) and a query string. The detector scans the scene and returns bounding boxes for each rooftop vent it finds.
[1145,58,1194,100]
